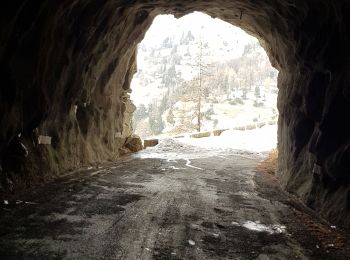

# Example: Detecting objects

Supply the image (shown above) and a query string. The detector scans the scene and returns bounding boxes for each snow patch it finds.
[232,220,286,234]
[182,125,277,152]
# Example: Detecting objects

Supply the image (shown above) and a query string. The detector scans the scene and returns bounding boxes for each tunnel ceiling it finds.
[1,0,350,227]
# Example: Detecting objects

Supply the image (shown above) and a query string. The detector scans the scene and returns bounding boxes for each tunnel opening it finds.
[131,12,279,154]
[0,1,349,231]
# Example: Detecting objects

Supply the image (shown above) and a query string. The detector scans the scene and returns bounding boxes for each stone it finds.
[124,135,143,152]
[188,240,195,246]
[257,122,266,128]
[245,124,256,130]
[190,132,211,138]
[144,139,159,148]
[213,129,227,136]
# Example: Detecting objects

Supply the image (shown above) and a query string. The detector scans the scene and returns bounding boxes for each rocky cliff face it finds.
[0,1,349,227]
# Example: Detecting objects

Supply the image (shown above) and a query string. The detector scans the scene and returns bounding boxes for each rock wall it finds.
[0,1,153,188]
[0,1,349,226]
[276,2,350,227]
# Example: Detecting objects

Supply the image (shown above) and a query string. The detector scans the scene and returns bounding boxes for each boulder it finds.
[144,139,159,148]
[124,135,143,152]
[190,132,211,138]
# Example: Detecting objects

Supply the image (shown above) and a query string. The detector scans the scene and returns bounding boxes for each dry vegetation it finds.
[257,149,278,175]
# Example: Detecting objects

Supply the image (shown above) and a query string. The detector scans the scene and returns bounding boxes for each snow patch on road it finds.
[168,166,185,170]
[232,220,286,234]
[133,126,274,168]
[185,159,203,170]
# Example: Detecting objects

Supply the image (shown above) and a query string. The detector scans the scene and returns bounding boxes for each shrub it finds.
[235,97,244,104]
[253,100,264,107]
[257,149,278,175]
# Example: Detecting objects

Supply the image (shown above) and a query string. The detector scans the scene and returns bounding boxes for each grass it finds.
[257,148,278,175]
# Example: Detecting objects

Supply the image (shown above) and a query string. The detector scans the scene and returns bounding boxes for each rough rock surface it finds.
[144,139,159,148]
[0,1,350,227]
[124,135,143,153]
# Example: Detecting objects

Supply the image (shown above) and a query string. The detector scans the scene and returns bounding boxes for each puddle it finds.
[232,220,286,234]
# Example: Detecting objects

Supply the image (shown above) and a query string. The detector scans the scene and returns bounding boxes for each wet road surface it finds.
[0,139,350,259]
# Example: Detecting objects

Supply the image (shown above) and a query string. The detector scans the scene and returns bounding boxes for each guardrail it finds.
[182,119,278,139]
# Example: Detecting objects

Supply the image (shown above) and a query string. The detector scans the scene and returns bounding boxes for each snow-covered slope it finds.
[131,12,278,139]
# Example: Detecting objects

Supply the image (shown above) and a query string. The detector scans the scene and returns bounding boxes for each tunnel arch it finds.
[0,1,350,227]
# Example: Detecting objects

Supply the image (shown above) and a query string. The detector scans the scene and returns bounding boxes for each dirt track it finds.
[0,139,349,259]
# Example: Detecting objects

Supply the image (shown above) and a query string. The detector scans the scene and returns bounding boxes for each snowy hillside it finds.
[130,12,278,139]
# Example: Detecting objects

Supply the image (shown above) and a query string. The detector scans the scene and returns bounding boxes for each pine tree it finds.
[254,86,261,98]
[192,36,211,132]
[167,109,175,125]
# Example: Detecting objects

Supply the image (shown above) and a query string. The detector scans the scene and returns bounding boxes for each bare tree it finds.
[191,30,212,132]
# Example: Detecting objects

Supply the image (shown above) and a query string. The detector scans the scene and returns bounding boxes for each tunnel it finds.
[0,0,350,233]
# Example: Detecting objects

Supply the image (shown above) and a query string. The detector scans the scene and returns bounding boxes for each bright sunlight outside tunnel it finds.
[131,12,279,152]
